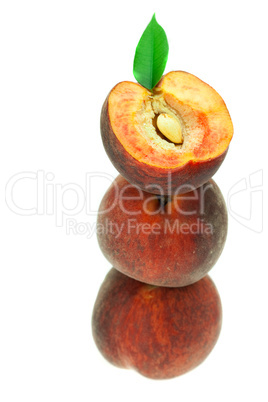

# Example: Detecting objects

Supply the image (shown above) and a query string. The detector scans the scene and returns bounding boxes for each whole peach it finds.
[92,268,222,380]
[97,175,227,287]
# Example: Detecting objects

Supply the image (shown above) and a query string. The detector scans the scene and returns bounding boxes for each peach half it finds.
[101,71,233,195]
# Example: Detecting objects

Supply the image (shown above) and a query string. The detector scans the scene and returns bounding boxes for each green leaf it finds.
[133,14,169,90]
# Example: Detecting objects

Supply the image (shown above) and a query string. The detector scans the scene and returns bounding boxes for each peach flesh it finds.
[101,71,233,195]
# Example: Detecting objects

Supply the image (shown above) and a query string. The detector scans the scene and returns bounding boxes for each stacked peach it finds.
[91,18,233,380]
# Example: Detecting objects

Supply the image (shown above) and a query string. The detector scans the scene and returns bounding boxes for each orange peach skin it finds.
[92,268,222,380]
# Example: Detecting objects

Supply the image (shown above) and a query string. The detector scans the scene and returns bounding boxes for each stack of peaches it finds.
[92,71,233,380]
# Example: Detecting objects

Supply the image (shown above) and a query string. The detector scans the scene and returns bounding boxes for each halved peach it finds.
[101,71,233,195]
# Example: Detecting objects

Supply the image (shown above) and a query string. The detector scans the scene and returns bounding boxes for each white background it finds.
[0,0,267,401]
